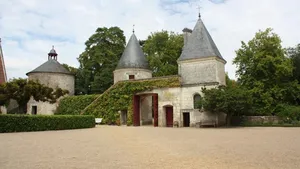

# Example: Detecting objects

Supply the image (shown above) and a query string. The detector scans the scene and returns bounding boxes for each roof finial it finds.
[197,5,201,18]
[52,45,54,49]
[133,24,135,34]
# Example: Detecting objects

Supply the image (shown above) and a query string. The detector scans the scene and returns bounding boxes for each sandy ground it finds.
[1,126,300,169]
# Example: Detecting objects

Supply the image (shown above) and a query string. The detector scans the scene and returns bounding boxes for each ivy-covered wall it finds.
[82,76,181,125]
[56,95,98,115]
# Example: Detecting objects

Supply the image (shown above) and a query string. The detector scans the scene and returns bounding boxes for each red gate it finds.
[133,95,140,126]
[166,107,173,127]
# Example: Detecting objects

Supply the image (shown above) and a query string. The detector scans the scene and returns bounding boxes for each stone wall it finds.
[178,57,226,86]
[138,84,226,127]
[0,106,6,114]
[27,72,74,115]
[231,116,281,126]
[113,68,152,84]
[28,72,75,95]
[27,96,62,115]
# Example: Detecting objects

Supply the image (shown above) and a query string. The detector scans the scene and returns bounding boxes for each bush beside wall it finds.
[0,115,95,133]
[56,95,98,115]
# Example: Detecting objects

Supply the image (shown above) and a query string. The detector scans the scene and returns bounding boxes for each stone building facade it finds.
[117,16,227,127]
[26,47,74,115]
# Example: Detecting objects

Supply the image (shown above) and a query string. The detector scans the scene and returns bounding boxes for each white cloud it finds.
[0,0,300,80]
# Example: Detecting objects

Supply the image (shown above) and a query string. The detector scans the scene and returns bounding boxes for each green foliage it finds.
[202,86,253,125]
[0,115,95,133]
[143,31,183,77]
[0,78,69,113]
[82,76,180,125]
[276,104,300,123]
[287,44,300,83]
[77,27,126,94]
[225,73,238,88]
[56,95,98,115]
[233,28,299,114]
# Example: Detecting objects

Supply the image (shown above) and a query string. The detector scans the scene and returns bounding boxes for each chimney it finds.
[182,28,192,47]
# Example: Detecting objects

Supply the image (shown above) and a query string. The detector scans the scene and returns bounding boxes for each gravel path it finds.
[1,126,300,169]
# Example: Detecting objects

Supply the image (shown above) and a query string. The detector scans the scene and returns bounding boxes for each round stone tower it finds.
[26,46,75,95]
[26,46,74,115]
[113,31,152,84]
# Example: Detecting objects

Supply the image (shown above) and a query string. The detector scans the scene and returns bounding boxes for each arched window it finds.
[193,93,202,109]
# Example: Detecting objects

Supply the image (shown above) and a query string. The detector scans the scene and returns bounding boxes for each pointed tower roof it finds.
[26,47,72,76]
[116,33,149,70]
[178,18,225,62]
[0,38,7,84]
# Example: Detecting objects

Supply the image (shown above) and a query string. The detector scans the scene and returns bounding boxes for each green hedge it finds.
[0,115,95,133]
[56,95,98,115]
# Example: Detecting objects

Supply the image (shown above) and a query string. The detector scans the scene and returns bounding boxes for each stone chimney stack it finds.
[182,28,192,47]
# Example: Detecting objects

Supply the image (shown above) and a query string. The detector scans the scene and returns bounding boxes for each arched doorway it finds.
[164,106,173,127]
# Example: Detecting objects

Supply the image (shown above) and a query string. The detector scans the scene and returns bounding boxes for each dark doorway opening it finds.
[183,112,190,127]
[165,106,173,127]
[129,75,135,80]
[31,106,37,115]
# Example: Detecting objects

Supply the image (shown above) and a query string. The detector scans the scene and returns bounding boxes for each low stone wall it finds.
[231,116,281,126]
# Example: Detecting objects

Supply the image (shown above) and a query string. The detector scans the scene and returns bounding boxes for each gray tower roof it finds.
[178,18,225,62]
[116,33,149,70]
[26,48,73,76]
[26,59,72,75]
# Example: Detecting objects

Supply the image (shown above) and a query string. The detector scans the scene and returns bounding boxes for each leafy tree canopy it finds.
[0,78,69,113]
[233,28,299,114]
[286,44,300,83]
[76,27,126,94]
[202,86,253,126]
[143,30,183,77]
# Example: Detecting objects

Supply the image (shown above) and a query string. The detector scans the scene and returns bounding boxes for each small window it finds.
[31,106,37,115]
[193,94,202,109]
[129,75,135,80]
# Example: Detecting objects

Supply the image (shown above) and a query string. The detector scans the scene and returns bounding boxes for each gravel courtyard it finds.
[1,126,300,169]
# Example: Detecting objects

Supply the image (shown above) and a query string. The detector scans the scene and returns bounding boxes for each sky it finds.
[0,0,300,80]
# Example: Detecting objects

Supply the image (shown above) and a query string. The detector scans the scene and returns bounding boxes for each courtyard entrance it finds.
[133,93,158,127]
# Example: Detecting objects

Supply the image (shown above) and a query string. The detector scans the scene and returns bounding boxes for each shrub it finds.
[0,115,95,133]
[276,104,300,123]
[56,95,98,115]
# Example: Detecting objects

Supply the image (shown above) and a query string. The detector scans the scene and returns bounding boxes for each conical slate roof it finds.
[178,18,225,62]
[26,58,72,75]
[116,33,149,70]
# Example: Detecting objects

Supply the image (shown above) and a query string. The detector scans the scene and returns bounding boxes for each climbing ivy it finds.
[82,76,180,125]
[56,95,98,115]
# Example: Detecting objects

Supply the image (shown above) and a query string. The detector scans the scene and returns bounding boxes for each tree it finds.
[62,63,78,75]
[77,27,126,94]
[202,86,253,126]
[0,79,69,113]
[286,44,300,83]
[225,73,237,88]
[143,30,183,77]
[233,28,298,114]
